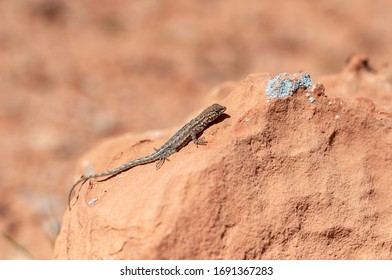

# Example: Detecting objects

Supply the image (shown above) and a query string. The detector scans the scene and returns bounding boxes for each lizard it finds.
[68,103,226,210]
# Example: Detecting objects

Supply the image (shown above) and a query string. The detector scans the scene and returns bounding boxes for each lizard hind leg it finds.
[156,158,164,169]
[155,157,169,169]
[155,147,176,169]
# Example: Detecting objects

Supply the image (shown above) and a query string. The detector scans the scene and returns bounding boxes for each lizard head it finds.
[205,103,226,122]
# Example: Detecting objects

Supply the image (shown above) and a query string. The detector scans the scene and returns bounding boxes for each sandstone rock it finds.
[54,72,392,259]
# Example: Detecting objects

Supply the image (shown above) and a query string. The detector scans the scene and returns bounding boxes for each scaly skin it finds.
[68,103,226,210]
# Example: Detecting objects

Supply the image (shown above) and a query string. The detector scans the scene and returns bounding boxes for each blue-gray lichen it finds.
[266,72,313,99]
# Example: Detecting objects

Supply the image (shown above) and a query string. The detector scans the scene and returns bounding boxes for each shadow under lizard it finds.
[68,103,226,210]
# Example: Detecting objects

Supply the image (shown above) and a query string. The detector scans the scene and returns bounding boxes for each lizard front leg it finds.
[190,130,207,147]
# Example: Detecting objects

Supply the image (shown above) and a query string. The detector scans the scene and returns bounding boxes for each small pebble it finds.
[88,198,98,205]
[309,97,315,103]
[335,115,340,120]
[306,93,310,97]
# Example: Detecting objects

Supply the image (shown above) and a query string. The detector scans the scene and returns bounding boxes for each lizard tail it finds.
[68,176,88,210]
[68,155,158,210]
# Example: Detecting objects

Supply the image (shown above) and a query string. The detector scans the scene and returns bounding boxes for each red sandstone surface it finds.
[0,0,392,259]
[54,66,392,259]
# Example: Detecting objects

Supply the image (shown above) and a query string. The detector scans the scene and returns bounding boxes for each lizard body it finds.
[68,103,226,209]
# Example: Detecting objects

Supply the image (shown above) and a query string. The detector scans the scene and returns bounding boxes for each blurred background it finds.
[0,0,391,259]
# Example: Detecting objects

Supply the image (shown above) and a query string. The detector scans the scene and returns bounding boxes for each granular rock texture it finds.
[54,72,392,259]
[2,0,392,260]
